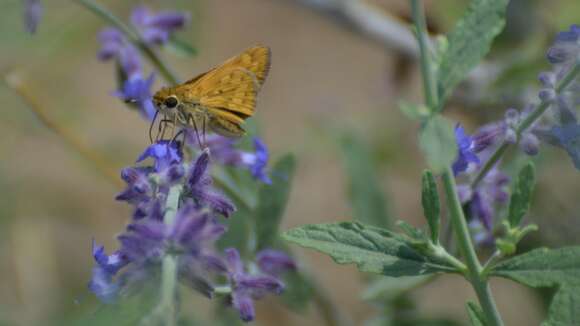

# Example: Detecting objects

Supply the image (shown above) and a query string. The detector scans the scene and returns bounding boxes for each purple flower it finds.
[88,242,129,303]
[131,6,189,45]
[137,140,183,173]
[97,28,125,60]
[92,240,129,275]
[256,250,296,276]
[185,151,236,217]
[112,73,156,120]
[188,134,272,184]
[547,25,580,74]
[116,167,153,203]
[536,103,580,170]
[23,0,42,34]
[460,168,509,231]
[452,125,480,175]
[224,248,284,322]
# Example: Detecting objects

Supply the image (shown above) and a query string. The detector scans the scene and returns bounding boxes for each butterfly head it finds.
[153,87,181,117]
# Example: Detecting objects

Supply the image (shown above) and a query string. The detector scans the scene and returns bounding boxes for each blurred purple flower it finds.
[131,6,189,45]
[23,0,42,34]
[112,73,156,120]
[536,103,580,170]
[459,168,509,232]
[256,250,296,276]
[452,125,480,175]
[547,24,580,78]
[224,248,284,322]
[185,151,236,217]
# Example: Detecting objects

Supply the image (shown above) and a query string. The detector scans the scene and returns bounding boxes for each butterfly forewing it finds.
[155,45,271,139]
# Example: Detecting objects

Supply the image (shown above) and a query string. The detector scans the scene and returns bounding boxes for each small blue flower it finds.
[97,27,125,60]
[88,241,129,303]
[460,169,509,232]
[224,248,284,322]
[186,151,236,217]
[131,6,189,45]
[137,140,183,173]
[547,25,580,78]
[452,124,480,175]
[92,240,129,275]
[23,0,42,34]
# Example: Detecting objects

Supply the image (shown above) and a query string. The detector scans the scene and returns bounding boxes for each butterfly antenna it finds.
[149,110,159,143]
[202,115,207,148]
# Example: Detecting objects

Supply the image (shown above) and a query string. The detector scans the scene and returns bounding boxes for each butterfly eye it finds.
[164,96,179,109]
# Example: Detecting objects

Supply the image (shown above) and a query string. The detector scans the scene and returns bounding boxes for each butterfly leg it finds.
[148,110,160,143]
[186,113,204,149]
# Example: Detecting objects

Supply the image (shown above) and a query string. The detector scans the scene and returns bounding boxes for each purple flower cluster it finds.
[89,141,292,322]
[23,0,43,34]
[450,25,580,242]
[97,6,188,120]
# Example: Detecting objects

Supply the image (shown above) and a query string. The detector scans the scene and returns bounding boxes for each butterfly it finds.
[152,45,271,145]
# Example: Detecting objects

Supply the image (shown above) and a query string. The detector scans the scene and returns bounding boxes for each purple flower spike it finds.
[256,250,296,276]
[224,248,285,322]
[452,124,480,175]
[24,0,43,34]
[137,140,183,173]
[186,152,236,217]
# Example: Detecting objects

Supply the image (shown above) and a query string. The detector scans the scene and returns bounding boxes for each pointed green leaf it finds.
[283,222,455,277]
[490,246,580,325]
[437,0,509,104]
[466,302,486,326]
[340,132,390,228]
[507,162,535,227]
[255,154,296,250]
[419,116,456,173]
[421,170,440,243]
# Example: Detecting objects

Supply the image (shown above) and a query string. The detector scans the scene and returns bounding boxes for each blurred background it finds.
[0,0,579,325]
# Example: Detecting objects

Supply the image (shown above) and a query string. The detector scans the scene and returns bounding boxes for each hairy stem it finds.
[471,62,580,188]
[157,184,183,326]
[3,73,122,188]
[410,0,438,110]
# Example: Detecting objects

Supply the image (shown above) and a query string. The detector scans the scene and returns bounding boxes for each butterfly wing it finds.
[179,46,271,137]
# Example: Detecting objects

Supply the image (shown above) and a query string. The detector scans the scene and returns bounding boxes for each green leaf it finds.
[421,170,440,243]
[437,0,509,103]
[339,132,390,228]
[399,100,430,120]
[466,302,486,326]
[255,154,296,250]
[283,222,455,277]
[490,246,580,325]
[419,116,456,173]
[507,162,535,227]
[164,36,198,57]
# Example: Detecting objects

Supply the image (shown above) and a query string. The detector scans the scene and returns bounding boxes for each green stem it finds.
[411,1,503,324]
[442,169,503,326]
[157,184,183,326]
[471,61,580,188]
[410,0,438,110]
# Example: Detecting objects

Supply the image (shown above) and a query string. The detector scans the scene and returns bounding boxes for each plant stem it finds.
[411,1,504,324]
[157,184,183,326]
[442,169,503,326]
[410,0,438,110]
[3,73,122,188]
[471,61,580,189]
